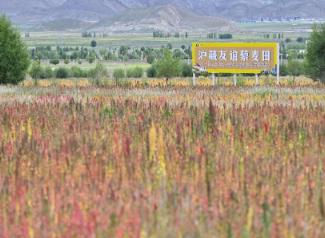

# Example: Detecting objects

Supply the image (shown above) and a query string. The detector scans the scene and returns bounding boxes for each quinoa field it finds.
[0,83,325,237]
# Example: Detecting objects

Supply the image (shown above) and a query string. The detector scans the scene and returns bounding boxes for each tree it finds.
[287,60,303,81]
[87,53,96,64]
[305,24,325,83]
[146,54,155,64]
[88,63,107,80]
[280,63,289,76]
[71,66,85,78]
[0,16,30,84]
[297,37,305,43]
[91,40,97,48]
[156,50,181,83]
[55,67,69,78]
[147,65,157,78]
[50,59,60,65]
[285,38,292,43]
[119,46,129,57]
[29,61,42,80]
[41,66,53,79]
[166,43,173,50]
[88,63,107,86]
[173,49,186,59]
[219,33,232,39]
[181,63,193,77]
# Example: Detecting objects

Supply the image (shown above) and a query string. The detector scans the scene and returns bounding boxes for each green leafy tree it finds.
[119,46,129,57]
[126,67,144,78]
[305,24,325,83]
[0,16,30,84]
[219,33,232,39]
[41,66,53,79]
[147,65,157,78]
[55,67,69,79]
[280,63,289,76]
[156,50,181,83]
[91,40,97,48]
[287,60,304,81]
[181,63,193,77]
[146,54,155,64]
[29,61,42,80]
[71,66,85,78]
[287,51,304,80]
[297,37,305,43]
[50,59,60,65]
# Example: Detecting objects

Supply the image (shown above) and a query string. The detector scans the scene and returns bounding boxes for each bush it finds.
[91,40,97,48]
[134,67,144,78]
[0,16,30,84]
[64,59,70,64]
[297,37,305,43]
[40,66,53,79]
[287,60,305,80]
[147,55,155,64]
[173,49,187,59]
[280,63,289,76]
[219,33,232,39]
[113,68,125,83]
[181,63,193,77]
[126,68,133,78]
[50,59,60,65]
[88,63,108,85]
[285,38,292,43]
[126,67,144,78]
[55,67,70,79]
[71,66,86,78]
[87,55,95,64]
[147,65,157,78]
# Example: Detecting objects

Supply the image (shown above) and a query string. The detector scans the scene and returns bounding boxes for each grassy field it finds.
[22,22,312,49]
[40,60,151,74]
[238,21,314,33]
[23,32,198,48]
[0,81,324,237]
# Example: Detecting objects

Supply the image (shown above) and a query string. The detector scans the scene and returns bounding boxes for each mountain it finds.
[1,0,325,31]
[50,0,126,21]
[92,5,234,32]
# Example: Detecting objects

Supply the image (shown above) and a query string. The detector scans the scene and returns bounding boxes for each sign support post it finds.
[212,73,216,87]
[277,43,280,85]
[255,74,259,86]
[192,72,196,86]
[233,74,237,87]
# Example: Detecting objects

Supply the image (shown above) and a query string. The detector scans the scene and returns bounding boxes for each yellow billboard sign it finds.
[192,42,279,74]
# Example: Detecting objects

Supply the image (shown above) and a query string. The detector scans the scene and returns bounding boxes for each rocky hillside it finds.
[92,5,235,32]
